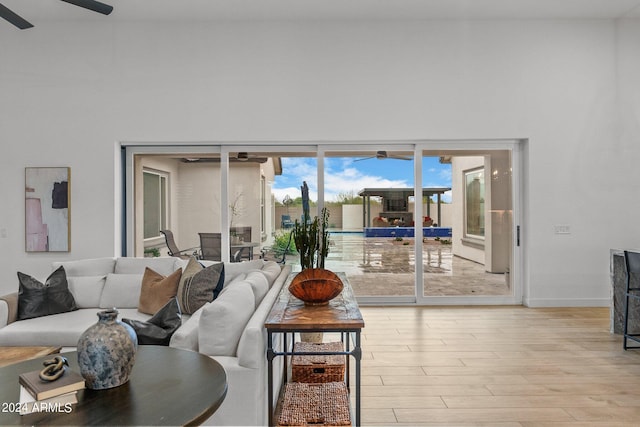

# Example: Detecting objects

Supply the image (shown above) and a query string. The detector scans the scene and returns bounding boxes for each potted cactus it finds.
[289,182,342,306]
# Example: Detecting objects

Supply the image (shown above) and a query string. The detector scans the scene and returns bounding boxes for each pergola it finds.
[358,187,451,227]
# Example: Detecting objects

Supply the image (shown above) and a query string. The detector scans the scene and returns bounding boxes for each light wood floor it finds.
[352,306,640,426]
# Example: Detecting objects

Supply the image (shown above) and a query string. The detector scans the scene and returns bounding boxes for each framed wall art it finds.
[25,167,70,252]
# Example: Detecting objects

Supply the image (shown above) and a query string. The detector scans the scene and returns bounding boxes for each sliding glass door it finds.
[419,149,514,301]
[124,141,522,305]
[322,148,416,301]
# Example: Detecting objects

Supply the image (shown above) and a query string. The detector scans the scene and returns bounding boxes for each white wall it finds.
[0,19,629,306]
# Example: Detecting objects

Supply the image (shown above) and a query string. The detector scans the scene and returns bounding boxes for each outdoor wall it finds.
[342,205,362,230]
[0,19,627,306]
[175,162,221,251]
[485,151,512,274]
[173,162,265,251]
[452,157,485,265]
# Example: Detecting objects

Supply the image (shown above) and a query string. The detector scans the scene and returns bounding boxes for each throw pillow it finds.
[138,267,182,315]
[244,271,269,308]
[66,276,107,308]
[169,304,205,352]
[123,298,182,345]
[17,266,78,320]
[99,274,143,308]
[198,282,255,357]
[177,257,225,314]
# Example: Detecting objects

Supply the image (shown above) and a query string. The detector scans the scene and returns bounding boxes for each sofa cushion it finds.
[0,308,149,347]
[17,266,78,321]
[114,257,181,276]
[99,274,143,308]
[198,282,254,357]
[260,261,282,287]
[223,259,265,285]
[138,268,181,315]
[67,276,106,308]
[177,258,224,315]
[244,271,269,308]
[169,305,204,352]
[52,257,115,277]
[221,273,247,293]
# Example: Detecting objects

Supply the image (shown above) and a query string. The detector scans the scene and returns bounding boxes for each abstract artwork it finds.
[25,167,70,252]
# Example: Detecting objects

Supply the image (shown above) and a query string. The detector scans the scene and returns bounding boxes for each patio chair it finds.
[159,230,200,259]
[260,231,293,265]
[230,226,252,261]
[281,214,294,229]
[198,232,242,262]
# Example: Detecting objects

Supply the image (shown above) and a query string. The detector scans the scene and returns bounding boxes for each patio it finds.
[282,232,510,297]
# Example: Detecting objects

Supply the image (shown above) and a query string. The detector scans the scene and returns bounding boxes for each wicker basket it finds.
[277,382,351,426]
[291,342,345,383]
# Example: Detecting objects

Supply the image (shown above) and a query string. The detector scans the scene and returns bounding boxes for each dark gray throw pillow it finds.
[176,258,225,314]
[123,298,182,346]
[17,266,78,320]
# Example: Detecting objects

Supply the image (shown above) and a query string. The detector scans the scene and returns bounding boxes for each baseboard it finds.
[524,297,611,308]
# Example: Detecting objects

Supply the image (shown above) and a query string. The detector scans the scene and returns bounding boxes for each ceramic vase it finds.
[77,309,138,390]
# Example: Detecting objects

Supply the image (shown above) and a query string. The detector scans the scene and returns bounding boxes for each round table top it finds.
[0,345,227,426]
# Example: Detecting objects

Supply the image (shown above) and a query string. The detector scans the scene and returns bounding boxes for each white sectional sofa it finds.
[0,256,291,426]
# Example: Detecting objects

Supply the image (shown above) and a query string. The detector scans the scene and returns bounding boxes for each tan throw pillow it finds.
[177,257,225,315]
[138,267,182,315]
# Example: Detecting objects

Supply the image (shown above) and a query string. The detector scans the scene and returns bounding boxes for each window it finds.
[143,170,168,240]
[464,168,485,238]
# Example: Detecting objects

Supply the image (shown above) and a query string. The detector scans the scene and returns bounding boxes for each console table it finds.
[0,346,227,426]
[264,272,364,426]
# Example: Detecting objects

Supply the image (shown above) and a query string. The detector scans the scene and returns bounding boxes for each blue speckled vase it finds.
[77,309,138,390]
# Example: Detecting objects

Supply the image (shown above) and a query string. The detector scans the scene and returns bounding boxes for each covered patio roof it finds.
[358,187,451,227]
[357,187,450,198]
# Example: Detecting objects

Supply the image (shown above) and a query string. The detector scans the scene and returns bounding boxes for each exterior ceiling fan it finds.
[353,150,412,162]
[0,0,113,30]
[180,153,269,164]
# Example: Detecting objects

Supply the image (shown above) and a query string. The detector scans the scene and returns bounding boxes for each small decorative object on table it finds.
[19,356,85,401]
[77,309,138,390]
[290,182,342,306]
[288,268,343,306]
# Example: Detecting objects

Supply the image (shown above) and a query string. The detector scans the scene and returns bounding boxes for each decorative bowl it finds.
[288,268,343,306]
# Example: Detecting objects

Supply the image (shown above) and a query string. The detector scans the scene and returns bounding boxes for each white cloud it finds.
[273,157,451,202]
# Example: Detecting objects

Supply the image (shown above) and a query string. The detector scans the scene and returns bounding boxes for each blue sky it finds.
[273,156,452,203]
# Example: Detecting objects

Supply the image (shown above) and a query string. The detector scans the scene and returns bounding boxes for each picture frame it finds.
[25,167,71,252]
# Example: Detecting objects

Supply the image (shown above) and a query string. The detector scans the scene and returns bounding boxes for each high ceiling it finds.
[3,0,640,25]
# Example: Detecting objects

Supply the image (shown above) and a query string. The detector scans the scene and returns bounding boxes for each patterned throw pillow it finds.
[176,257,225,314]
[17,266,78,320]
[138,267,182,315]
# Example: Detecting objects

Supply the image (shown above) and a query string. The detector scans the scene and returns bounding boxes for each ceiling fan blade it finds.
[389,155,413,161]
[0,3,34,29]
[353,156,376,162]
[61,0,113,15]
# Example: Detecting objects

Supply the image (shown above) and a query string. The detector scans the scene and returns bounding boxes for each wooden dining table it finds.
[0,346,227,426]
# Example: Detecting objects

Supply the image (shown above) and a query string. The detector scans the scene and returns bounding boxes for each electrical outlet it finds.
[554,225,571,235]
